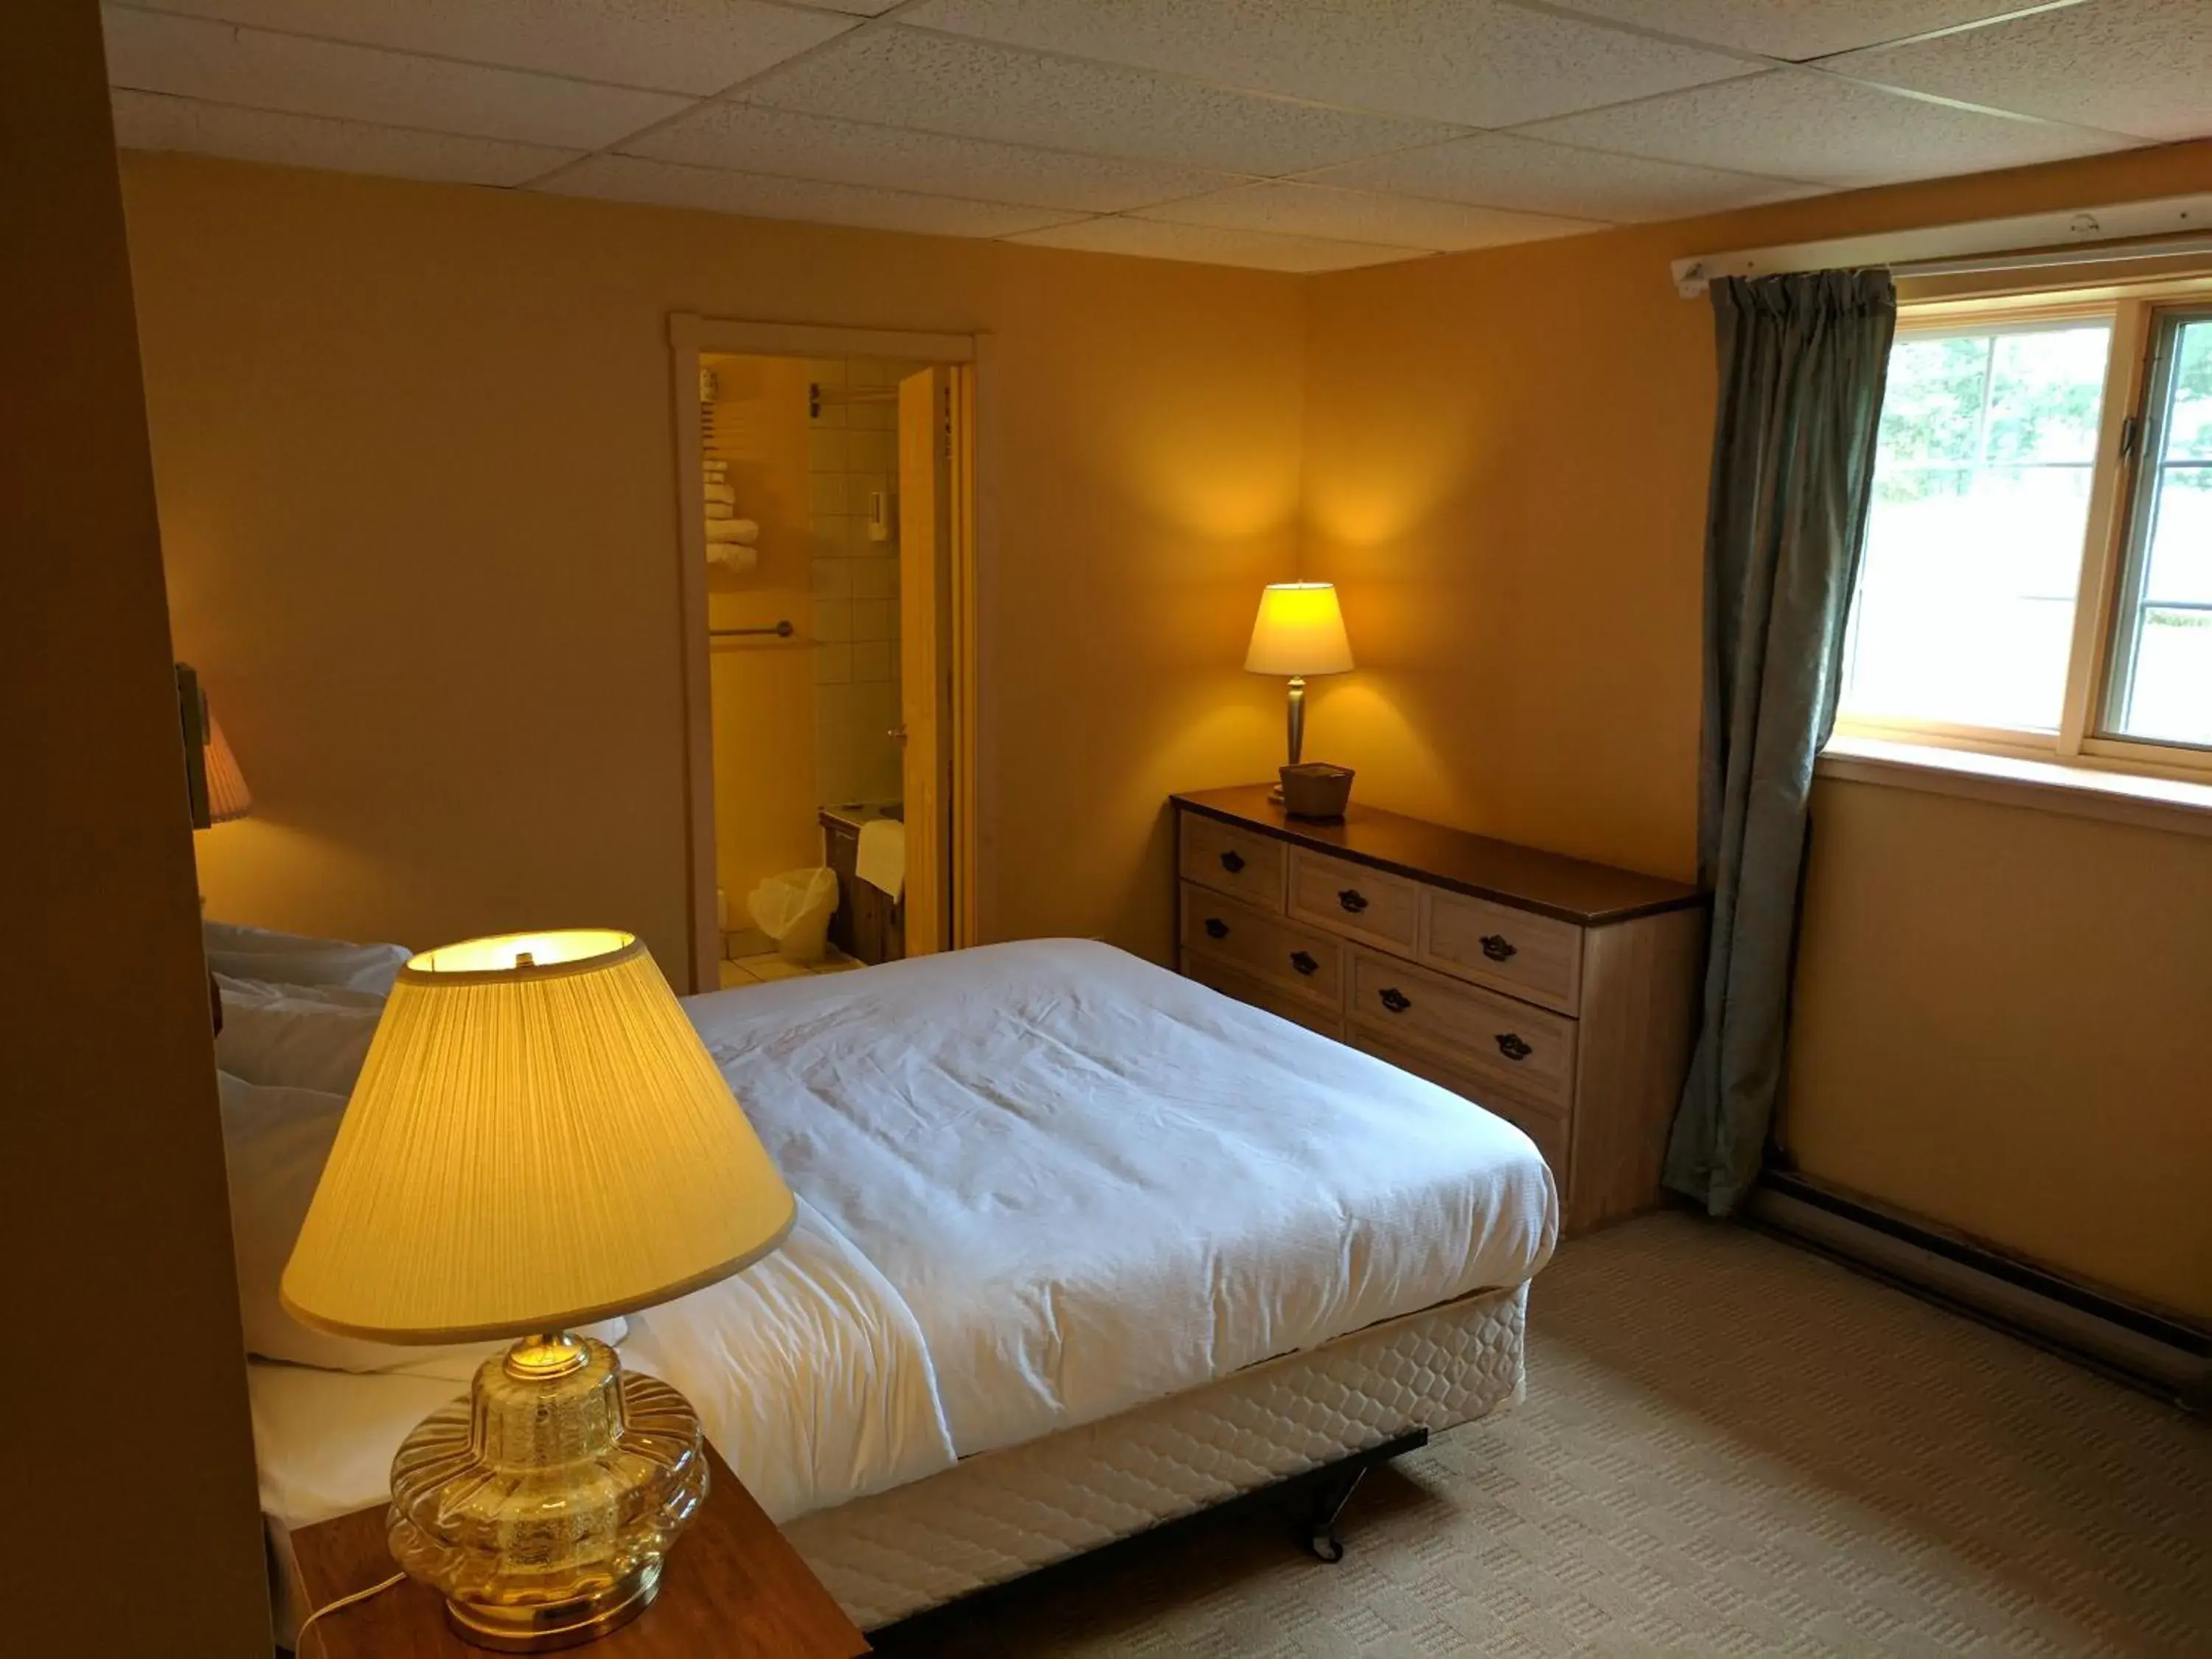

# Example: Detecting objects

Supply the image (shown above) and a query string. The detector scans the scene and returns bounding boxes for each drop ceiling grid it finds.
[99,0,2206,271]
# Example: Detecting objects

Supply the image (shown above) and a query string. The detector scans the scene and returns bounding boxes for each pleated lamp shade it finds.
[204,711,254,824]
[282,930,795,1343]
[1245,582,1354,677]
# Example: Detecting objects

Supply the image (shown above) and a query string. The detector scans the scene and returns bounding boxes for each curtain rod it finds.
[1672,192,2212,297]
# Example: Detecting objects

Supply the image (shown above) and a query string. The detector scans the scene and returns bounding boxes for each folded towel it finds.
[856,818,905,902]
[706,517,759,544]
[706,502,734,520]
[705,482,735,504]
[706,543,757,573]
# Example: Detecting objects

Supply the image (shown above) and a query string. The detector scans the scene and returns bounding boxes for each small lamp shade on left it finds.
[204,711,253,824]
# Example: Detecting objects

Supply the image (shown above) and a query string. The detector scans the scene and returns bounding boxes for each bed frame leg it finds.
[1296,1429,1428,1563]
[1300,1467,1366,1563]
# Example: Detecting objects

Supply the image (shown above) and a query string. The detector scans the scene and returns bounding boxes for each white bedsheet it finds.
[690,939,1557,1458]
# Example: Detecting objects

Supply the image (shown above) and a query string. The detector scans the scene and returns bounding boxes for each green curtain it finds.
[1665,270,1897,1216]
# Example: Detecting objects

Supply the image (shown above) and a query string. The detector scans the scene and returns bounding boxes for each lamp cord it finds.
[292,1570,404,1655]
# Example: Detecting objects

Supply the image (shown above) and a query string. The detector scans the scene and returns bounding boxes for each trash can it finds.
[747,867,839,965]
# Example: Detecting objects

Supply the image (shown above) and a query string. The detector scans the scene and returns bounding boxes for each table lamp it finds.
[282,929,795,1651]
[1245,582,1354,778]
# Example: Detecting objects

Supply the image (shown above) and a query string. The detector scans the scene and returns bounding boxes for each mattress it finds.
[787,1281,1529,1630]
[254,941,1557,1635]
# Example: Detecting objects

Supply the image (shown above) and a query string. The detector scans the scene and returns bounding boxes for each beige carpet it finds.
[893,1213,2212,1657]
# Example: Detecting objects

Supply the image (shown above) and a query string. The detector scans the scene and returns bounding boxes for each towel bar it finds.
[709,622,795,639]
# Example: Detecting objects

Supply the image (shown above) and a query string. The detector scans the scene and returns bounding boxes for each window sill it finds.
[1817,734,2212,841]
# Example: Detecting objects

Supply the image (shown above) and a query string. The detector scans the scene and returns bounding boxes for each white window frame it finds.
[1832,278,2212,785]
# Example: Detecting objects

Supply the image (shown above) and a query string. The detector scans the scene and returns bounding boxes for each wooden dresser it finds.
[1172,785,1705,1235]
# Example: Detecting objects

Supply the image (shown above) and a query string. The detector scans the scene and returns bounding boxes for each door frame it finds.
[667,314,992,994]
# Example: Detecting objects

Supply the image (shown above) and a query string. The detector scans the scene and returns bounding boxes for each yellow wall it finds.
[1302,139,2212,1320]
[7,4,270,1649]
[129,153,1304,972]
[1790,784,2212,1318]
[702,353,818,928]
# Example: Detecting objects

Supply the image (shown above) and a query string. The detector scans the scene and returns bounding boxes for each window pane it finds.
[1843,321,2111,732]
[2121,609,2212,745]
[2107,317,2212,748]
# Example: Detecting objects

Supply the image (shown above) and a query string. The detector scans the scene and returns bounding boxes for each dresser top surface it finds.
[1174,785,1703,926]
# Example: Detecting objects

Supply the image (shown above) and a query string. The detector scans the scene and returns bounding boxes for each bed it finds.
[235,937,1558,1638]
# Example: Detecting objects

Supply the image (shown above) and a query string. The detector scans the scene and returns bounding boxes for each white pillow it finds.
[217,1071,625,1373]
[215,972,385,1012]
[216,990,383,1096]
[204,919,411,994]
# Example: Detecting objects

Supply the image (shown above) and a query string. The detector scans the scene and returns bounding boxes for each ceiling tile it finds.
[1826,0,2212,142]
[627,101,1239,212]
[108,1,855,96]
[1534,1,2071,62]
[1007,216,1423,274]
[537,153,1080,237]
[902,0,1758,128]
[111,88,579,184]
[1304,131,1820,221]
[742,25,1459,176]
[1138,181,1603,253]
[1517,68,2129,189]
[102,7,689,147]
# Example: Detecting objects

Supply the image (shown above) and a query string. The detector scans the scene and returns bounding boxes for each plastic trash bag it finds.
[746,867,839,965]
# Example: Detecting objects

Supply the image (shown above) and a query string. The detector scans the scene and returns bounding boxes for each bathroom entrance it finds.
[671,319,978,995]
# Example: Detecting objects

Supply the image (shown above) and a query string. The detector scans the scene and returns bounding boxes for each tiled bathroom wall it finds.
[805,356,911,809]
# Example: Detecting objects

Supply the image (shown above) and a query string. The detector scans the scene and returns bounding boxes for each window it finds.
[1838,288,2212,771]
[2107,313,2212,747]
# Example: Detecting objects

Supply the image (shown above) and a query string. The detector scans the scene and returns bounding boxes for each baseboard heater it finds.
[1750,1174,2210,1411]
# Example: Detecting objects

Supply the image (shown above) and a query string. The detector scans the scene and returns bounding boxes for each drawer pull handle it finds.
[1338,889,1369,914]
[1220,849,1246,874]
[1495,1032,1533,1062]
[1289,950,1319,976]
[1479,933,1517,962]
[1378,987,1411,1014]
[1203,917,1229,941]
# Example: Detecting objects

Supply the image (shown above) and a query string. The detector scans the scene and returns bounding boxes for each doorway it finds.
[669,319,980,995]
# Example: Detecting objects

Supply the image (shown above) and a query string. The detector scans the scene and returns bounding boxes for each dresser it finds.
[1172,785,1705,1236]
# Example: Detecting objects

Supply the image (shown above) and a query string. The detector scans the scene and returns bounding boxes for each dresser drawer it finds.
[1423,888,1584,1015]
[1287,846,1422,953]
[1179,812,1286,911]
[1348,950,1576,1115]
[1185,953,1346,1043]
[1180,885,1343,1010]
[1354,1032,1569,1173]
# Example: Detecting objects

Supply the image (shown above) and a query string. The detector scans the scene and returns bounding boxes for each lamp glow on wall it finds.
[282,929,795,1650]
[1245,581,1354,775]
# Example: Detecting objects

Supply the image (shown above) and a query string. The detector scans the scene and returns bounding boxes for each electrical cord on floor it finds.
[291,1570,404,1655]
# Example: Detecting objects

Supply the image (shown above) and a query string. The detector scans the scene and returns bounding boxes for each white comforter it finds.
[251,939,1556,1600]
[690,939,1558,1459]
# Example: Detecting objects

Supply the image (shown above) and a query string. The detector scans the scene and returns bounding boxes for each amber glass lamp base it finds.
[387,1333,709,1652]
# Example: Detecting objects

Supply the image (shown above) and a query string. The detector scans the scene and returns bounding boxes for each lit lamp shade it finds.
[1245,582,1354,678]
[283,929,793,1342]
[204,711,254,824]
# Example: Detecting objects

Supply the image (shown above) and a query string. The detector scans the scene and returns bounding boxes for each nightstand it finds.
[289,1444,869,1658]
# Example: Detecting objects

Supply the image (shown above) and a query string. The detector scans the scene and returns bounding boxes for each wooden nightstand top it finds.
[290,1444,869,1658]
